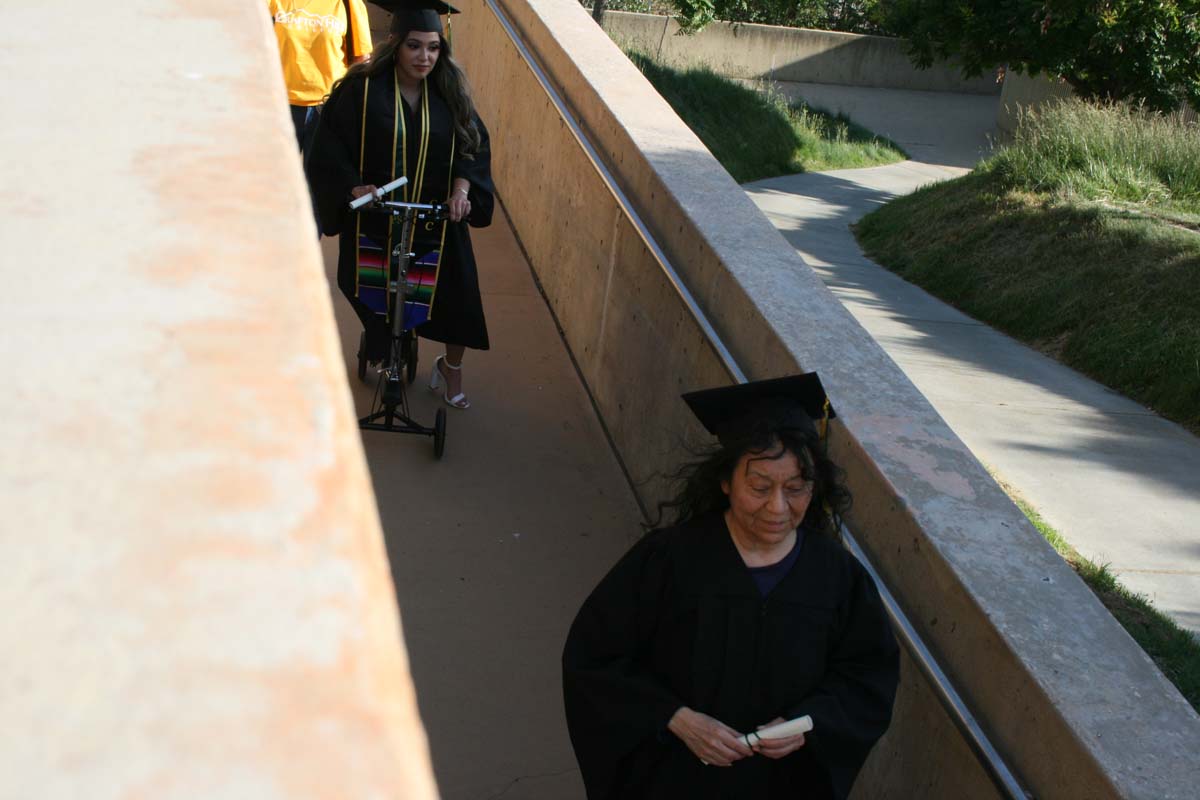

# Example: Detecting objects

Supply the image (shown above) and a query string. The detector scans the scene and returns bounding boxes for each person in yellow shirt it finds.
[270,0,374,149]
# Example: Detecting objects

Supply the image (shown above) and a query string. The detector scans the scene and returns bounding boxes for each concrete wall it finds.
[1,3,439,798]
[996,71,1077,133]
[602,11,1000,95]
[453,1,1200,798]
[996,70,1199,133]
[451,2,736,510]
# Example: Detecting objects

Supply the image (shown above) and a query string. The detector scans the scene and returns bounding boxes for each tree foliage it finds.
[670,0,886,35]
[882,0,1200,112]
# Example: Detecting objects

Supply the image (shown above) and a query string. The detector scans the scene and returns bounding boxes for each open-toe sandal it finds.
[429,355,470,410]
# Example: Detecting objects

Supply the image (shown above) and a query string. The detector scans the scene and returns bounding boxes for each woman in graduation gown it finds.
[563,374,899,800]
[306,0,492,409]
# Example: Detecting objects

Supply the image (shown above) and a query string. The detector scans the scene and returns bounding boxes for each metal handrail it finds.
[480,0,746,386]
[839,528,1031,799]
[481,1,1032,797]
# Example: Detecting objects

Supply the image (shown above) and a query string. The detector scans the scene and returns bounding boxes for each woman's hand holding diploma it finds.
[744,715,813,759]
[349,184,379,208]
[668,707,754,767]
[349,177,409,210]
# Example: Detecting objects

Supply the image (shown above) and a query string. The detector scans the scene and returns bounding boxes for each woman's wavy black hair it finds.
[652,409,851,538]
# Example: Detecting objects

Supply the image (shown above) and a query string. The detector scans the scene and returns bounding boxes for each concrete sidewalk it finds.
[766,81,1001,168]
[323,205,641,799]
[744,85,1200,636]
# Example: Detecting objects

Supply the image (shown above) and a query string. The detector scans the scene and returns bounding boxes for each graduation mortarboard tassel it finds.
[680,372,835,447]
[370,0,460,35]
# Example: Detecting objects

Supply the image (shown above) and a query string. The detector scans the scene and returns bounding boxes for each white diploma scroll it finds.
[741,715,814,748]
[348,176,409,210]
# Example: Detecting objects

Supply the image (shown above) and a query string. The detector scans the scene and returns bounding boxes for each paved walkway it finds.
[322,206,640,799]
[745,85,1200,636]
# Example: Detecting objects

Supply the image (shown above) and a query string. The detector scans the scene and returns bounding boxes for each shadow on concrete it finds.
[764,82,1000,169]
[321,206,643,800]
[760,40,1000,97]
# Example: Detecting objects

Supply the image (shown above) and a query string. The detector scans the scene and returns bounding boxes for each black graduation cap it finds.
[681,373,835,446]
[371,0,459,34]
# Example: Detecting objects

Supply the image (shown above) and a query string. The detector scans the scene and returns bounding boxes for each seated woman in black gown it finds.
[307,0,492,410]
[563,373,899,800]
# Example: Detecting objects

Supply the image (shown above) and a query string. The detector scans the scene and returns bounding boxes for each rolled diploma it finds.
[348,176,409,210]
[741,715,813,748]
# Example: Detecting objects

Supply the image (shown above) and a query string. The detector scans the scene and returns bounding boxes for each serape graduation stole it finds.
[354,75,454,331]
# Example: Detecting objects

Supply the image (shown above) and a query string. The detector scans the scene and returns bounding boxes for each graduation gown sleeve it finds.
[562,531,687,800]
[304,78,364,238]
[453,112,495,229]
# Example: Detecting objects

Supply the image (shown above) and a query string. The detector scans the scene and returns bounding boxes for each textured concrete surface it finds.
[2,3,437,798]
[744,87,1200,639]
[323,205,643,800]
[996,71,1076,133]
[454,0,738,507]
[602,11,999,94]
[763,81,999,169]
[449,2,1200,797]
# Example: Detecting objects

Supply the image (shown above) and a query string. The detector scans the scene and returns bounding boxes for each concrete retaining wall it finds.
[996,70,1199,133]
[454,1,1200,798]
[996,71,1077,133]
[602,11,1000,95]
[452,2,736,510]
[1,2,438,798]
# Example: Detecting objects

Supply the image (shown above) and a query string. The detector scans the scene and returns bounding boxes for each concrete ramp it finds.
[322,208,642,798]
[448,1,1200,798]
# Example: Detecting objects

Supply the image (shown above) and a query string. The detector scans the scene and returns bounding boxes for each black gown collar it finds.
[685,512,817,600]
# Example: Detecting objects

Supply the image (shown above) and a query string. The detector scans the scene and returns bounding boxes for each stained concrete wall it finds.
[602,11,1000,95]
[1,2,438,798]
[450,5,736,509]
[452,1,1200,798]
[996,71,1077,133]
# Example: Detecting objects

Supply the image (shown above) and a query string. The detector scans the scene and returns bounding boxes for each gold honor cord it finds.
[410,81,432,204]
[394,75,408,201]
[387,73,404,317]
[425,132,455,316]
[355,75,371,298]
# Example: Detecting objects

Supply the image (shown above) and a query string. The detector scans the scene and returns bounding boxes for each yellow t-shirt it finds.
[271,0,373,106]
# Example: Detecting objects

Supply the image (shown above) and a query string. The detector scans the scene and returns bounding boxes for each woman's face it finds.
[395,31,441,84]
[721,448,814,547]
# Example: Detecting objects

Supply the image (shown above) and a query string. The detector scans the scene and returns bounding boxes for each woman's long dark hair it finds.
[652,413,851,538]
[330,31,482,157]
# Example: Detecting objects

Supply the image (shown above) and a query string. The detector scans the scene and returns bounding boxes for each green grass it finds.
[992,101,1200,219]
[855,101,1200,435]
[627,51,906,183]
[995,477,1200,713]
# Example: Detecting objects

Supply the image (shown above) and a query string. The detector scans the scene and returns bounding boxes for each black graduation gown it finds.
[562,512,899,800]
[306,66,494,354]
